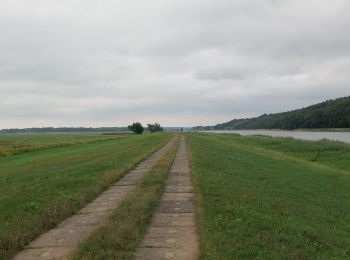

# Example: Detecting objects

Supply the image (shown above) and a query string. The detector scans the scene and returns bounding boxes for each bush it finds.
[128,122,144,134]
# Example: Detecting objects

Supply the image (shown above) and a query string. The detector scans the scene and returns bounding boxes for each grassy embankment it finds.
[187,133,350,259]
[0,133,172,259]
[71,136,180,259]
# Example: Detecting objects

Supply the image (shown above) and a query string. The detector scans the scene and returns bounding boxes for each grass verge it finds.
[71,136,179,259]
[0,133,172,259]
[187,133,350,259]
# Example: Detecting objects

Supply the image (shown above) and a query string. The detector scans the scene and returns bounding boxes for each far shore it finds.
[197,128,350,132]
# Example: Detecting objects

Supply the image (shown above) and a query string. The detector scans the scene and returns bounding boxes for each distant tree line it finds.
[193,96,350,130]
[1,123,168,135]
[0,127,128,133]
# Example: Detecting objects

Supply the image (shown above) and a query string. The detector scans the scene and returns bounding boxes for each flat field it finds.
[0,132,120,157]
[0,132,172,259]
[187,133,350,259]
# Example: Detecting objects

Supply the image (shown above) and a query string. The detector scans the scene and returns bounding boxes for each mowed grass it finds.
[0,132,120,157]
[71,136,179,259]
[0,133,172,259]
[186,133,350,259]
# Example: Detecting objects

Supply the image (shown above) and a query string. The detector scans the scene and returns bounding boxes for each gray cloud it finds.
[0,0,350,128]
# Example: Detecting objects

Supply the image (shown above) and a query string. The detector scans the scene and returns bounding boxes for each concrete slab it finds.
[113,180,138,186]
[166,178,192,186]
[79,196,127,214]
[58,212,106,227]
[162,192,193,201]
[165,186,193,193]
[167,175,191,180]
[169,172,191,177]
[28,225,93,248]
[14,247,74,260]
[120,174,144,181]
[134,247,197,260]
[94,192,126,203]
[151,213,196,227]
[157,201,194,213]
[102,185,134,194]
[140,227,197,248]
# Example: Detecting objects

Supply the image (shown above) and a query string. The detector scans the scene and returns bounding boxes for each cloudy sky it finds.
[1,0,350,128]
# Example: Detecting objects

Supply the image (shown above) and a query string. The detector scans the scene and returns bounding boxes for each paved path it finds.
[134,136,198,260]
[14,137,176,260]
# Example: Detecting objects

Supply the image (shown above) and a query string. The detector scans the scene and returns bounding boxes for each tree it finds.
[147,123,163,132]
[128,122,144,134]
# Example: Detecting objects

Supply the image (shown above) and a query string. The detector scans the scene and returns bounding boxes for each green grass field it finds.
[0,132,120,157]
[0,132,172,259]
[225,134,350,172]
[187,133,350,259]
[2,131,350,259]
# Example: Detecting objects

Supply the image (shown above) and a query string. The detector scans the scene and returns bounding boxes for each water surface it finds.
[205,130,350,144]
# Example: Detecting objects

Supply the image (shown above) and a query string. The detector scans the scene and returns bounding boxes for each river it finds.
[204,130,350,144]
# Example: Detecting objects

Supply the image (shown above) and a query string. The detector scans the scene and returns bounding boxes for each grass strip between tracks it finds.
[71,136,180,259]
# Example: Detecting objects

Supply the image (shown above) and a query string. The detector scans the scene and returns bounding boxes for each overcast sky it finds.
[1,0,350,128]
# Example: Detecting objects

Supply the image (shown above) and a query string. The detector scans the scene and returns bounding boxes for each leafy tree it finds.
[147,123,163,132]
[128,122,144,134]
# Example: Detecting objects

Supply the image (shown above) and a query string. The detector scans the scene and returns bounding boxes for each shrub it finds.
[128,122,144,134]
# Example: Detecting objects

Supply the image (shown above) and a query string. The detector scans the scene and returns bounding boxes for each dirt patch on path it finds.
[134,136,199,260]
[14,137,176,260]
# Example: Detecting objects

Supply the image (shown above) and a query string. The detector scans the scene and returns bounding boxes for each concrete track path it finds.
[14,137,176,260]
[134,136,199,260]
